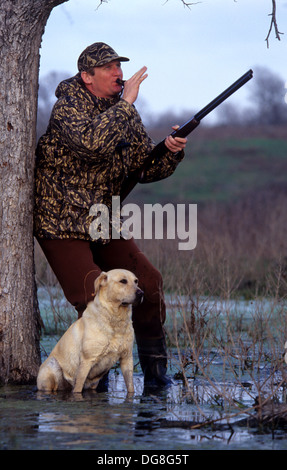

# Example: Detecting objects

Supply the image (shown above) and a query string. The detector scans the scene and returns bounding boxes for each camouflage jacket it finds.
[34,74,184,242]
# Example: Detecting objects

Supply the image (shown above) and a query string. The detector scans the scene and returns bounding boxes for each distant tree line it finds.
[217,67,287,127]
[37,66,287,142]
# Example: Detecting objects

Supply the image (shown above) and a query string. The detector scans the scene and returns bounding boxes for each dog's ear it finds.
[93,272,108,295]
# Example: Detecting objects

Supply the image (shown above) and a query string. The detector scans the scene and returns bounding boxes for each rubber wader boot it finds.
[137,337,173,388]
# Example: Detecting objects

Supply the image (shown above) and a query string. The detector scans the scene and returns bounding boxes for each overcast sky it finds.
[39,0,287,123]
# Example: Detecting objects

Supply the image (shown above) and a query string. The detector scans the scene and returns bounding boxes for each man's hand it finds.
[165,126,187,153]
[122,66,148,105]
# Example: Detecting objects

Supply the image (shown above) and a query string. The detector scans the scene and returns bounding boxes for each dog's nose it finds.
[136,288,144,303]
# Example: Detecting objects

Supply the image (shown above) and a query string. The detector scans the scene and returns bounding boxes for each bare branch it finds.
[96,0,108,10]
[179,0,202,7]
[265,0,284,48]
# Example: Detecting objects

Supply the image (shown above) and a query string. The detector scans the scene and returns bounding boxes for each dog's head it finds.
[94,269,144,309]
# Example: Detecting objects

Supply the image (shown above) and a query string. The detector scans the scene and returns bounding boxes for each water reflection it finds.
[1,374,287,450]
[33,374,262,449]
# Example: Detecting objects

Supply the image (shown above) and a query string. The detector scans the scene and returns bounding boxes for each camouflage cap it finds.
[77,42,129,72]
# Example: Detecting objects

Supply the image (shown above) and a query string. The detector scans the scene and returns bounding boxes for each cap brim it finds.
[117,56,130,62]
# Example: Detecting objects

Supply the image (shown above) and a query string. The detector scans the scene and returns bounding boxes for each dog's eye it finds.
[120,279,128,284]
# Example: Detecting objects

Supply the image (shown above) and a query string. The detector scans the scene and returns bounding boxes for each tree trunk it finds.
[0,0,67,384]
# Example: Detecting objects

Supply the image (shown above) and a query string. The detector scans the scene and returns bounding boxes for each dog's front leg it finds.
[120,354,134,394]
[73,360,92,393]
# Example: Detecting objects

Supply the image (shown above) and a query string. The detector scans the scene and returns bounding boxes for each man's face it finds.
[81,60,123,98]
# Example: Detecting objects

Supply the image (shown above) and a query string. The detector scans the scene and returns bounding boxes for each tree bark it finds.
[0,0,68,384]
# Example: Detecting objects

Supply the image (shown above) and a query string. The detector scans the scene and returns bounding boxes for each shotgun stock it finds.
[120,69,253,201]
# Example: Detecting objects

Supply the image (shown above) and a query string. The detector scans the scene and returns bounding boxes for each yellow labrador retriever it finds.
[37,269,143,394]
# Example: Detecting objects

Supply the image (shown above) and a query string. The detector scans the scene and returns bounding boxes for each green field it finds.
[129,127,287,204]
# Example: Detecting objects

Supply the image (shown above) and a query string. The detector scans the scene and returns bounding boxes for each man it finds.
[34,42,187,389]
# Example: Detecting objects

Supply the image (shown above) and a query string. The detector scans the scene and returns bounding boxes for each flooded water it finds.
[2,292,287,450]
[1,369,287,450]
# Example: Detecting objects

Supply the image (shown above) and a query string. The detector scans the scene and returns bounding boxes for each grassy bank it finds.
[126,125,287,298]
[129,125,287,204]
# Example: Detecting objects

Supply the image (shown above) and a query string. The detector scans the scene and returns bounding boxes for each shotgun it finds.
[118,69,253,201]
